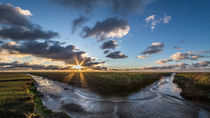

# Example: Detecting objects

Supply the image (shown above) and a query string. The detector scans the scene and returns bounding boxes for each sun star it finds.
[72,65,83,70]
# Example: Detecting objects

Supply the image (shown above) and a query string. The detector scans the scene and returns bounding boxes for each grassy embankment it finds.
[174,73,210,102]
[0,73,70,118]
[31,72,170,97]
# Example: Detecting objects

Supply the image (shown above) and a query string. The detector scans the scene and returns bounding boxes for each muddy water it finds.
[30,73,210,118]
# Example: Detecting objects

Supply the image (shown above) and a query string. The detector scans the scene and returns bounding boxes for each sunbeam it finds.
[63,72,75,83]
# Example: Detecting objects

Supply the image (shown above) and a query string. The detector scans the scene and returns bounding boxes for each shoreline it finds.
[29,75,71,118]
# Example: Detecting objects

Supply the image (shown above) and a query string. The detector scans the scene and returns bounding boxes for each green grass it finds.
[0,73,34,118]
[31,72,170,97]
[174,72,210,102]
[0,73,70,118]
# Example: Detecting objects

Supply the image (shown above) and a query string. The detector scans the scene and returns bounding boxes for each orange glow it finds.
[79,72,86,87]
[64,55,87,87]
[63,72,75,83]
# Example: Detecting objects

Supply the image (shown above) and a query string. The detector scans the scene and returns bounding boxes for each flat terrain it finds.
[0,73,70,118]
[31,72,170,97]
[0,73,35,118]
[174,72,210,102]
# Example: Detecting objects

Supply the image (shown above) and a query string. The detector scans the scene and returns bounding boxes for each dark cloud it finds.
[92,66,107,70]
[81,17,129,41]
[0,4,58,40]
[104,50,110,54]
[2,40,103,67]
[101,40,118,49]
[0,61,71,70]
[0,4,31,27]
[141,42,164,55]
[106,51,128,59]
[53,0,153,16]
[83,61,105,67]
[106,0,153,16]
[0,26,58,40]
[53,0,98,13]
[72,15,88,33]
[192,61,210,68]
[138,42,164,58]
[0,40,4,44]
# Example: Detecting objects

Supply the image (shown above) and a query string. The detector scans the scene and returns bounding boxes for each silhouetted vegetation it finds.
[174,73,210,102]
[31,72,170,97]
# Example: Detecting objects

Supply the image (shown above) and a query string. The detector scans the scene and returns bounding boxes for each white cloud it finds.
[145,15,155,22]
[145,14,171,31]
[170,52,188,61]
[162,15,171,23]
[15,6,32,16]
[151,42,162,46]
[105,25,130,39]
[137,55,148,59]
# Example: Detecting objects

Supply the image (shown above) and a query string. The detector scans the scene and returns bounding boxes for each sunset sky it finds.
[0,0,210,71]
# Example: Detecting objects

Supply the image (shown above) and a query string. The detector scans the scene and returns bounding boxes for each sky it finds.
[0,0,210,71]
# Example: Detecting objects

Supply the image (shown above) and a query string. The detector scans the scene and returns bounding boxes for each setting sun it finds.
[72,65,83,70]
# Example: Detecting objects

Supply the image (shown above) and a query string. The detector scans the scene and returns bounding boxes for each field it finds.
[31,72,170,97]
[0,73,70,118]
[174,72,210,102]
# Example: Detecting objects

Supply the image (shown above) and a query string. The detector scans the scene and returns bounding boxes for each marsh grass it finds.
[31,72,170,97]
[174,72,210,102]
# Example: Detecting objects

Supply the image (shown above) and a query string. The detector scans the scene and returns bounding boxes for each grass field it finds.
[0,73,70,118]
[174,72,210,102]
[31,72,170,97]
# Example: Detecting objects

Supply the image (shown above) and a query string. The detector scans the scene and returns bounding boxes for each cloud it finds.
[106,51,128,59]
[162,15,171,23]
[155,59,172,64]
[145,14,171,31]
[104,50,110,54]
[0,26,58,40]
[15,6,32,16]
[142,62,188,70]
[138,42,164,58]
[170,52,203,61]
[101,40,118,50]
[0,61,71,70]
[72,15,88,33]
[0,4,31,27]
[192,61,210,68]
[1,40,103,67]
[52,0,153,16]
[81,17,130,41]
[91,66,107,70]
[0,4,58,40]
[52,0,98,13]
[143,60,210,70]
[156,51,206,64]
[145,14,155,22]
[0,40,4,44]
[137,55,149,59]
